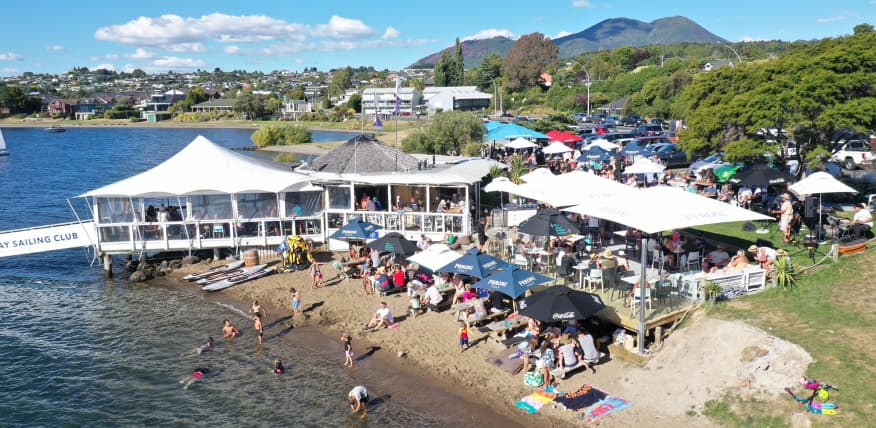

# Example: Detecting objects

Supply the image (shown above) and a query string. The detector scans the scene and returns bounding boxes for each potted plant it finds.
[703,281,723,302]
[774,255,797,289]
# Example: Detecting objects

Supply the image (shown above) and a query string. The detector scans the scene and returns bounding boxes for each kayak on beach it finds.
[183,260,244,281]
[202,264,274,292]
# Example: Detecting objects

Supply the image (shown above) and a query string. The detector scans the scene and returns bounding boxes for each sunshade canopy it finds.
[623,158,666,175]
[487,123,549,142]
[621,142,652,157]
[728,164,796,188]
[518,207,581,237]
[504,137,539,149]
[471,268,554,299]
[329,218,382,240]
[435,248,513,279]
[406,244,461,272]
[518,285,606,321]
[542,141,574,155]
[366,232,419,255]
[80,135,311,197]
[520,167,555,184]
[582,139,620,151]
[578,146,613,162]
[546,130,583,143]
[788,171,857,196]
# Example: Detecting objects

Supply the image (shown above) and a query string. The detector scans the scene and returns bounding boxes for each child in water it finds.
[196,337,214,354]
[341,333,354,368]
[273,359,285,375]
[181,365,210,389]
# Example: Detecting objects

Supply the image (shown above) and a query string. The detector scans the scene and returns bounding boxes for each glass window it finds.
[99,226,130,242]
[285,191,323,216]
[327,186,352,209]
[97,197,137,223]
[237,193,277,219]
[189,195,232,220]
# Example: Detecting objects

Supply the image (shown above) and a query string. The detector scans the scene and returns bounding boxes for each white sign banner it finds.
[0,221,97,258]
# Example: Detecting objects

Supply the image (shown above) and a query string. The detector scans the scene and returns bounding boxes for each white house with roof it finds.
[422,86,492,115]
[361,87,421,117]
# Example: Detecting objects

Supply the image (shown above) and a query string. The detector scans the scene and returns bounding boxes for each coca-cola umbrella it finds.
[435,248,513,279]
[727,163,796,188]
[470,267,554,299]
[518,285,606,322]
[518,207,580,237]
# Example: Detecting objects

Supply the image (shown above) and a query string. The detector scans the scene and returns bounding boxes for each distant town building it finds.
[191,98,236,113]
[280,100,314,120]
[422,86,492,116]
[702,59,735,72]
[361,87,421,117]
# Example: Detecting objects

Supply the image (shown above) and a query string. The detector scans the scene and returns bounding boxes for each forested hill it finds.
[677,25,876,161]
[409,16,723,68]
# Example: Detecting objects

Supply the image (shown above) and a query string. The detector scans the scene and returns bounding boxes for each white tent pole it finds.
[638,235,647,355]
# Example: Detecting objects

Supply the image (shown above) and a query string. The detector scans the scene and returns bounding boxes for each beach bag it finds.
[524,371,544,387]
[417,273,434,285]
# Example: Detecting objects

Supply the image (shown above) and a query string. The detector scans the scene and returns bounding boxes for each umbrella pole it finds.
[638,237,647,355]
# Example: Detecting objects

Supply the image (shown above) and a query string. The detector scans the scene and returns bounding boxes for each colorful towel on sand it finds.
[554,384,607,411]
[580,396,631,424]
[515,390,557,414]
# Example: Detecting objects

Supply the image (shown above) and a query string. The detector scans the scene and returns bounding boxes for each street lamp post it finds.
[571,60,592,120]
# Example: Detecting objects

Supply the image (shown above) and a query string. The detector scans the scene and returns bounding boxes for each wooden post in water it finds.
[103,253,113,278]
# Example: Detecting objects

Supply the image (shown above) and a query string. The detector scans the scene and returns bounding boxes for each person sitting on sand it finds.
[196,337,214,354]
[348,385,369,419]
[222,319,238,339]
[576,330,604,373]
[557,334,582,369]
[364,302,394,330]
[421,282,444,312]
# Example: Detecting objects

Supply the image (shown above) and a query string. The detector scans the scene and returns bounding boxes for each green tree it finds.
[329,67,353,98]
[453,37,465,86]
[503,33,558,91]
[401,111,485,155]
[471,53,503,91]
[251,124,311,147]
[346,93,362,113]
[434,51,452,86]
[234,91,266,120]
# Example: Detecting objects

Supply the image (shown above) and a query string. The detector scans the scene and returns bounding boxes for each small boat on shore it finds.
[183,260,244,281]
[196,263,266,286]
[44,125,66,133]
[202,264,273,292]
[0,128,8,156]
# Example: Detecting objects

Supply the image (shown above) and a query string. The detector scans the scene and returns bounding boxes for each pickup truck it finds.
[830,139,874,170]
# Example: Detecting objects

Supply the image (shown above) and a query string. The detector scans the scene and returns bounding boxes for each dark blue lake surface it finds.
[0,127,506,427]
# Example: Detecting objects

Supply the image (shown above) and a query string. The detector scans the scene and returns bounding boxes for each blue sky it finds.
[0,0,873,76]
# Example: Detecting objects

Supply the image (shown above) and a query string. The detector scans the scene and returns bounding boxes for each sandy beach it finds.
[172,253,814,427]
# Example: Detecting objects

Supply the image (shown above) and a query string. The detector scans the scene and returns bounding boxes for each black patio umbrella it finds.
[435,248,514,279]
[365,232,419,256]
[329,218,381,240]
[728,164,796,188]
[518,207,581,237]
[518,285,606,322]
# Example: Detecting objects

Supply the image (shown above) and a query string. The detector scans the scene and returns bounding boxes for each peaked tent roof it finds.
[486,123,549,142]
[306,134,419,174]
[546,130,583,143]
[80,135,311,197]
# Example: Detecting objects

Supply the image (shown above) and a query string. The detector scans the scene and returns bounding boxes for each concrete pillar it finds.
[213,247,221,262]
[103,253,113,279]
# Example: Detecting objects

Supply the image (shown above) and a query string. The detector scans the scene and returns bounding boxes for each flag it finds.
[373,90,383,129]
[394,77,401,116]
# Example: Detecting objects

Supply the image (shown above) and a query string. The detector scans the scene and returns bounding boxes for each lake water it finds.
[0,128,515,427]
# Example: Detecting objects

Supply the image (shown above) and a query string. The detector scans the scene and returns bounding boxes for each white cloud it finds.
[94,63,115,71]
[224,45,241,55]
[816,15,848,23]
[553,31,573,39]
[94,13,307,46]
[571,0,592,7]
[462,29,517,41]
[294,58,305,64]
[152,56,206,69]
[126,48,154,59]
[164,43,207,53]
[47,45,65,51]
[105,54,120,60]
[0,52,23,61]
[382,27,400,40]
[314,15,375,39]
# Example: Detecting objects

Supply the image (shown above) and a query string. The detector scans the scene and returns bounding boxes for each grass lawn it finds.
[690,221,833,269]
[701,245,876,426]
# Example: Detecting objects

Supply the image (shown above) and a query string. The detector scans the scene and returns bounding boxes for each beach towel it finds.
[580,396,631,424]
[515,390,557,414]
[486,347,524,375]
[554,384,607,411]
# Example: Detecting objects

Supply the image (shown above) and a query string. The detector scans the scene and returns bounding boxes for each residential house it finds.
[280,100,313,120]
[702,59,735,72]
[361,87,422,117]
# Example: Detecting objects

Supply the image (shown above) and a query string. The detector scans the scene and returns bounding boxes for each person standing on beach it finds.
[250,300,268,323]
[254,313,265,345]
[310,262,323,289]
[342,333,354,368]
[348,385,369,419]
[458,321,469,353]
[288,288,301,325]
[222,319,238,339]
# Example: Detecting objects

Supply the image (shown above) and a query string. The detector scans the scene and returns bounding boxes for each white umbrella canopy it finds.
[565,185,772,234]
[520,167,555,184]
[582,139,620,151]
[623,157,666,175]
[504,138,538,149]
[484,177,520,193]
[516,169,634,207]
[789,171,858,196]
[406,244,462,272]
[542,141,573,154]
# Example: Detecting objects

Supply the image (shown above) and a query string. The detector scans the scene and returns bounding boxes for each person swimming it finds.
[181,365,211,389]
[196,337,214,354]
[273,359,285,375]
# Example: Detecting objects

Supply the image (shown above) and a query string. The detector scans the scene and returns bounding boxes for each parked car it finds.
[572,112,590,122]
[621,115,645,127]
[632,136,673,149]
[663,131,679,143]
[601,116,621,127]
[633,124,665,137]
[829,139,874,170]
[650,118,667,128]
[655,144,694,168]
[688,153,724,177]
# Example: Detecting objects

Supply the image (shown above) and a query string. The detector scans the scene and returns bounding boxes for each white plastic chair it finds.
[630,286,653,317]
[685,251,701,271]
[585,269,604,292]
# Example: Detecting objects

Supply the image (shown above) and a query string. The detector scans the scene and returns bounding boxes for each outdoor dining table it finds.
[483,316,527,337]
